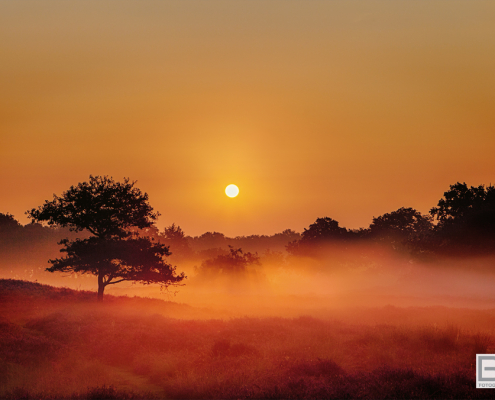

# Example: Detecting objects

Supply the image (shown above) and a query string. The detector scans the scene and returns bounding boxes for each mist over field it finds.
[2,259,495,399]
[3,227,495,314]
[2,214,495,399]
[100,255,495,319]
[1,180,494,399]
[2,0,495,397]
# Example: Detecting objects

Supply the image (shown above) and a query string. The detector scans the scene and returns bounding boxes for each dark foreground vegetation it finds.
[1,279,495,399]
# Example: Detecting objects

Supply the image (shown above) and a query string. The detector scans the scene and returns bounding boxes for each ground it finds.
[1,279,495,399]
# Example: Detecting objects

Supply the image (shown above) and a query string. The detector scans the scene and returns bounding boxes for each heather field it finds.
[2,0,494,397]
[2,279,495,400]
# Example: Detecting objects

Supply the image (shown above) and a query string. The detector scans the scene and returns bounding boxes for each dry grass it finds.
[2,279,495,399]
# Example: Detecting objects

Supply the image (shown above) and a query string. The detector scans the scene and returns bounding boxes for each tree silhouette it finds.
[0,213,22,234]
[428,182,495,256]
[287,217,347,256]
[430,182,493,222]
[27,176,158,239]
[301,217,347,241]
[48,237,184,300]
[369,207,433,250]
[198,245,260,276]
[27,175,185,301]
[193,232,227,251]
[160,224,192,260]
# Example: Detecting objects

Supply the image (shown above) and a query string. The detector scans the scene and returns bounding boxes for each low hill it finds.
[0,279,95,301]
[0,279,209,322]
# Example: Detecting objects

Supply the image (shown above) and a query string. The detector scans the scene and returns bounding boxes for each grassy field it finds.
[1,279,495,399]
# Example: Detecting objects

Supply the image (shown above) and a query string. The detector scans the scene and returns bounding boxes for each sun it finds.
[225,184,239,198]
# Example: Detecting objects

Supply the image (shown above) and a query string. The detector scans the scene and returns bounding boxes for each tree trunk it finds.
[97,272,105,302]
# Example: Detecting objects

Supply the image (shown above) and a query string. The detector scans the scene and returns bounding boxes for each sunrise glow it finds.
[225,184,239,198]
[1,3,495,398]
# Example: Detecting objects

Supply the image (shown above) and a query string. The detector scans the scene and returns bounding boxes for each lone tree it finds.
[27,175,185,301]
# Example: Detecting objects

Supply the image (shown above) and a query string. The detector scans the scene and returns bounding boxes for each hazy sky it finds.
[1,1,494,237]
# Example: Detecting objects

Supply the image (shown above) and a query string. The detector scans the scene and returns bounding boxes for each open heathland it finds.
[1,279,495,399]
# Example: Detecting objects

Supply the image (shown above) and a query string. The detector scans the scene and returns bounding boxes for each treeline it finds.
[286,182,495,260]
[0,213,300,280]
[1,181,494,280]
[0,215,89,279]
[159,181,495,265]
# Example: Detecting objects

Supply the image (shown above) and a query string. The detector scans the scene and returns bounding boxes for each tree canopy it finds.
[427,182,495,256]
[160,224,192,259]
[27,175,158,239]
[198,245,260,276]
[0,213,22,233]
[301,217,347,242]
[430,182,492,223]
[49,237,184,299]
[27,175,185,301]
[369,207,433,250]
[286,217,348,256]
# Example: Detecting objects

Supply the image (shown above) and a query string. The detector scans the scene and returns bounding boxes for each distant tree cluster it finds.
[427,182,495,256]
[286,182,495,261]
[196,245,261,277]
[0,213,85,278]
[186,229,301,255]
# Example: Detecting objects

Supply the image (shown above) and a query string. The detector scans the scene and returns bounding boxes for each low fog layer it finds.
[3,180,495,316]
[4,236,495,316]
[107,251,495,315]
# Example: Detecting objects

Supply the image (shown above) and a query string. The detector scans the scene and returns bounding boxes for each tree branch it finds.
[86,226,99,236]
[106,279,128,285]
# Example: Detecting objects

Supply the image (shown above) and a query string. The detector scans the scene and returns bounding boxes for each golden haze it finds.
[1,1,494,236]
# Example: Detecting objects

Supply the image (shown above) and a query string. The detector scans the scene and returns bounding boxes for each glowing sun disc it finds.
[225,184,239,198]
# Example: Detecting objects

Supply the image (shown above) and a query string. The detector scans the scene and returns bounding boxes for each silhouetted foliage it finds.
[187,229,301,256]
[27,175,158,239]
[159,224,192,260]
[191,231,227,251]
[198,245,260,276]
[427,182,495,256]
[430,182,493,223]
[272,228,301,243]
[287,217,348,256]
[26,176,185,301]
[48,237,184,300]
[369,207,433,250]
[4,179,494,278]
[0,213,22,234]
[302,217,347,241]
[0,214,86,282]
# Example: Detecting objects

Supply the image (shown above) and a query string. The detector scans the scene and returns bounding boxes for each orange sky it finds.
[1,1,494,237]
